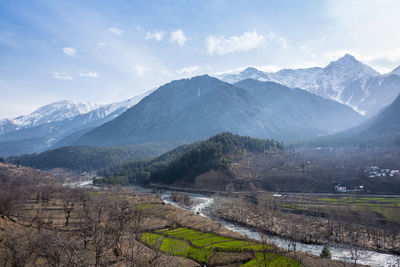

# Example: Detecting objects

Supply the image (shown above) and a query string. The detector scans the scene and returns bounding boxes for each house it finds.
[335,183,347,192]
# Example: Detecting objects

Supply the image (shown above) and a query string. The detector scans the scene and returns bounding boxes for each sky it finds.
[1,0,400,118]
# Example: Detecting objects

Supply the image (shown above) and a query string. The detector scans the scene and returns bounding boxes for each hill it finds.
[97,132,282,188]
[7,142,175,172]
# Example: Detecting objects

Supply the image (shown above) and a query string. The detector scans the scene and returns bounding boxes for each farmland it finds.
[140,227,300,266]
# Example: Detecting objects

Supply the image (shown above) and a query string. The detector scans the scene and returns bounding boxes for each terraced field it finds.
[140,227,301,266]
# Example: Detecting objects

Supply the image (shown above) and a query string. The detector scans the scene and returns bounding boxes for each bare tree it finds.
[0,227,34,267]
[33,231,62,267]
[61,188,76,227]
[349,228,362,266]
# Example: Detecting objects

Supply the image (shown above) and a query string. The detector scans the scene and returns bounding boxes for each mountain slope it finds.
[77,75,364,147]
[351,93,400,144]
[234,79,363,134]
[308,92,400,146]
[76,75,286,146]
[217,54,393,116]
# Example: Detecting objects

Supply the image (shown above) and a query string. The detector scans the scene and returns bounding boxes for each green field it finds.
[140,227,300,266]
[242,253,301,267]
[276,195,400,223]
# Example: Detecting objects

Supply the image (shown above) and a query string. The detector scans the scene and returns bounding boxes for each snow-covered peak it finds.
[216,54,385,116]
[216,66,272,83]
[64,88,156,121]
[324,54,379,78]
[12,100,99,128]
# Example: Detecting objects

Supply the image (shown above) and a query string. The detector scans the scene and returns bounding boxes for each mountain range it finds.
[217,54,400,117]
[75,75,362,147]
[0,90,153,157]
[1,54,400,158]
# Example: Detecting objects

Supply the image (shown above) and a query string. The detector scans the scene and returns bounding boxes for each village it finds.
[365,165,400,178]
[333,166,400,193]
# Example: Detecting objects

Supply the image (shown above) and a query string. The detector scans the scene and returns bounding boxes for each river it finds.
[161,192,400,267]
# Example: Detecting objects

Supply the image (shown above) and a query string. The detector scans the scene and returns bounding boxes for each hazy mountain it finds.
[309,92,400,147]
[0,119,18,135]
[0,100,99,135]
[217,54,398,116]
[219,67,273,83]
[348,93,400,145]
[76,75,362,147]
[0,90,153,156]
[234,79,363,133]
[76,75,283,146]
[390,65,400,76]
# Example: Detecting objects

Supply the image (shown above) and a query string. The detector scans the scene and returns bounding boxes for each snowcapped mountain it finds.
[0,100,99,135]
[218,67,273,84]
[84,89,155,122]
[0,89,155,136]
[13,100,99,128]
[0,119,18,135]
[216,54,392,116]
[0,89,154,156]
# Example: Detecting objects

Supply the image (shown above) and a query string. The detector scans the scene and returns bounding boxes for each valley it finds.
[3,1,400,266]
[0,162,354,267]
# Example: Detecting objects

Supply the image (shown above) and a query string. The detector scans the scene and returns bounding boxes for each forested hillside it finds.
[8,142,176,172]
[97,132,282,185]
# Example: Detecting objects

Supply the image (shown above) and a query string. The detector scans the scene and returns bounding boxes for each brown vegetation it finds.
[210,194,400,255]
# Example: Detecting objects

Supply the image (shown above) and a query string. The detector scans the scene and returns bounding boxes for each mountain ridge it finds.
[0,90,153,156]
[216,54,398,117]
[75,75,362,148]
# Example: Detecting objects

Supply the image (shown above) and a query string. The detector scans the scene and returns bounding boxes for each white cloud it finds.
[63,47,76,56]
[96,42,107,47]
[133,65,149,76]
[51,72,73,80]
[79,72,98,78]
[161,69,172,76]
[108,27,124,36]
[145,31,164,41]
[170,29,187,47]
[326,1,400,71]
[206,30,265,55]
[177,66,199,75]
[266,31,290,49]
[136,26,144,31]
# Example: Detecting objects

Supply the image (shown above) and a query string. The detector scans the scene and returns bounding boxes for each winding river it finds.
[161,193,400,267]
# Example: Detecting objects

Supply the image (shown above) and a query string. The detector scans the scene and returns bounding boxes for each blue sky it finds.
[1,0,400,118]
